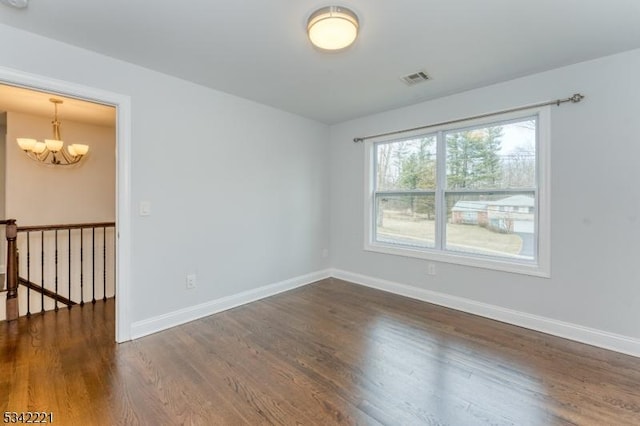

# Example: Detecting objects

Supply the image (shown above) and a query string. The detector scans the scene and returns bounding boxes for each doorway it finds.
[0,66,132,342]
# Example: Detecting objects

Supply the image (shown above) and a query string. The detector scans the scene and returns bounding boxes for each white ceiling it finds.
[1,0,639,124]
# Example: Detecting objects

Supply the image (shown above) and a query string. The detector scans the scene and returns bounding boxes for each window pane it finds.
[376,136,437,191]
[375,194,435,248]
[446,119,536,190]
[446,192,535,260]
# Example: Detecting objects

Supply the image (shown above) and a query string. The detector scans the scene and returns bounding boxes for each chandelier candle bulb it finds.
[45,139,64,153]
[73,144,89,156]
[17,138,36,151]
[33,142,46,154]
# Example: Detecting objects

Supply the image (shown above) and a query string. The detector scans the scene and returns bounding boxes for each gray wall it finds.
[329,48,640,340]
[0,24,331,324]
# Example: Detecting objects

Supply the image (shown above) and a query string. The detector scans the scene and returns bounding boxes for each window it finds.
[365,107,550,276]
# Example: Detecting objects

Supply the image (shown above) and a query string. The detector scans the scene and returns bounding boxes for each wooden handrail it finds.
[17,222,115,232]
[19,277,76,307]
[4,219,18,321]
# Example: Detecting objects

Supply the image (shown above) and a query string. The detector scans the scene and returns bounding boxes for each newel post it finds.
[5,219,18,321]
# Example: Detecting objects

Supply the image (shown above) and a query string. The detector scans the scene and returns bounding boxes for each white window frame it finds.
[364,106,550,277]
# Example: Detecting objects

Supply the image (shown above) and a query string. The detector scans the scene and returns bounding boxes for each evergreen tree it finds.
[397,137,436,217]
[446,126,503,189]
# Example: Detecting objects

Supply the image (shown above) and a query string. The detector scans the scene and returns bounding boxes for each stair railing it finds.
[2,220,116,320]
[2,219,19,321]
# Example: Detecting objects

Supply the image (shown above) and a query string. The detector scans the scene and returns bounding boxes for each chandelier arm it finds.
[58,148,73,163]
[59,148,84,165]
[23,150,48,163]
[53,159,80,166]
[36,150,51,163]
[23,151,81,166]
[54,157,81,166]
[54,149,82,166]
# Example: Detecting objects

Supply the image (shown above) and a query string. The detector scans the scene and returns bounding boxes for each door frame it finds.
[0,65,132,342]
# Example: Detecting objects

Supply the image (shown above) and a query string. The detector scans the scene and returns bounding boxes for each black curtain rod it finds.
[353,93,585,143]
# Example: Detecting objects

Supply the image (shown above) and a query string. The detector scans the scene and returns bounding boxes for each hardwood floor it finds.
[2,278,640,425]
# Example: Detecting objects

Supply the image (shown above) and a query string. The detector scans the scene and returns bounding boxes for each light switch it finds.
[139,201,151,216]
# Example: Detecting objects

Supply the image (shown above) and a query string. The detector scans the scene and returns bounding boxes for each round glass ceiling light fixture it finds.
[307,6,359,51]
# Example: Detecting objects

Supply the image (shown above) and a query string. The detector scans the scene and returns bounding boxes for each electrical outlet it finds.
[427,263,436,276]
[186,274,197,289]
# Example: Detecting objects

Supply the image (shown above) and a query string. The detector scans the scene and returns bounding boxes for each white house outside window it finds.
[365,107,550,276]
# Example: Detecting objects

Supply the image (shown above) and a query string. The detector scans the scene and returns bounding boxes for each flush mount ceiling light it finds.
[307,6,359,51]
[16,98,90,166]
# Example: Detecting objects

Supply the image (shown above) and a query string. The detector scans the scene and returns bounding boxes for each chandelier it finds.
[16,98,89,166]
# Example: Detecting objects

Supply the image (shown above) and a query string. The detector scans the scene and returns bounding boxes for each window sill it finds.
[364,242,550,278]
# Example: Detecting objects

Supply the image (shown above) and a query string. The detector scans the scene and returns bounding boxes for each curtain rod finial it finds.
[353,137,364,143]
[570,93,585,103]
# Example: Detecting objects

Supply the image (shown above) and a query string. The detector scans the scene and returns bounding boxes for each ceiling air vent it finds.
[401,71,430,86]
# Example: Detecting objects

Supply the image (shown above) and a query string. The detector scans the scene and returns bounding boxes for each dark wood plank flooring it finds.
[2,278,640,425]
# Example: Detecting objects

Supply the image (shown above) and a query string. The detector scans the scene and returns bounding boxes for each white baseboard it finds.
[130,267,640,358]
[131,269,331,339]
[330,269,640,358]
